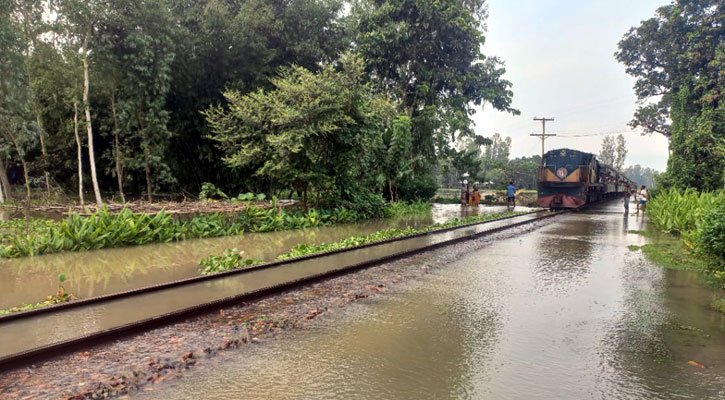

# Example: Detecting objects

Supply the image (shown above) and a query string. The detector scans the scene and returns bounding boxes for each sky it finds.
[473,0,671,171]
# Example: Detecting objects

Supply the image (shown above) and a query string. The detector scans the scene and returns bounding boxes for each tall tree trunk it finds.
[34,108,51,198]
[82,34,103,208]
[0,155,12,202]
[73,101,84,207]
[1,125,32,234]
[21,158,31,235]
[138,115,152,202]
[144,146,152,202]
[110,93,125,203]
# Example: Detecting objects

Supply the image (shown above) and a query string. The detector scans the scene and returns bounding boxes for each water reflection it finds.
[600,254,725,398]
[0,204,527,308]
[531,216,599,294]
[136,204,725,400]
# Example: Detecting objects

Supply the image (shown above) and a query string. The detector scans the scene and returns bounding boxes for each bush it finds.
[647,188,723,236]
[698,202,725,263]
[399,173,438,202]
[338,191,387,219]
[199,182,228,201]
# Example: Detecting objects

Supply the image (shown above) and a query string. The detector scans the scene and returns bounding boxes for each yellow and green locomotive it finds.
[536,148,635,209]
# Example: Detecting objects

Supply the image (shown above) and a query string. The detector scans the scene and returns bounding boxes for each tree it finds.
[165,0,347,193]
[15,0,54,197]
[383,116,414,201]
[616,0,724,190]
[59,0,105,207]
[205,53,393,208]
[622,164,659,189]
[104,0,176,202]
[354,0,518,168]
[478,133,512,187]
[506,155,541,189]
[614,134,627,170]
[599,136,615,166]
[0,0,35,209]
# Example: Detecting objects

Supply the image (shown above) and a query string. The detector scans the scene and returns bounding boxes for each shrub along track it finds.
[0,209,563,373]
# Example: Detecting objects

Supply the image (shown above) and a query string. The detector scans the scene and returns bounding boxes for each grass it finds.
[200,210,527,274]
[639,239,710,272]
[630,228,725,314]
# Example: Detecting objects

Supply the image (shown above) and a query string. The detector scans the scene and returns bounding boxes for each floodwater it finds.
[138,203,725,400]
[0,209,545,358]
[0,204,524,309]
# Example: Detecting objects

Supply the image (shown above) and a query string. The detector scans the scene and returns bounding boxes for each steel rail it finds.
[0,210,562,371]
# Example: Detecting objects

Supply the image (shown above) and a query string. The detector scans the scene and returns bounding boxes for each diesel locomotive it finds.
[537,148,635,209]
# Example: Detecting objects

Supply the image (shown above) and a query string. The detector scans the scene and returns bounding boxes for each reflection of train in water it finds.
[537,148,635,209]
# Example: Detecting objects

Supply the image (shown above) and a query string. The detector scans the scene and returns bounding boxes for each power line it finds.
[556,129,641,138]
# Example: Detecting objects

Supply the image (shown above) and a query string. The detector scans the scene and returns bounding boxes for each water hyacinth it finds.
[0,201,431,259]
[199,210,525,274]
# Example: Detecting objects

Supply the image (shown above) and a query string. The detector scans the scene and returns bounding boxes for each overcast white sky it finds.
[473,0,670,171]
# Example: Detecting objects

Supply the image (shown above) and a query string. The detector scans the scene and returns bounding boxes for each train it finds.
[536,148,635,209]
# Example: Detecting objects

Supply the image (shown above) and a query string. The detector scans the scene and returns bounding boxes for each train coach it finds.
[536,148,635,209]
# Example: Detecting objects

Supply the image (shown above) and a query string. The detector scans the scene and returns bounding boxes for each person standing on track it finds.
[637,185,648,216]
[507,181,516,208]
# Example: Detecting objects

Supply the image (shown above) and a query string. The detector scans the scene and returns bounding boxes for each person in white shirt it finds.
[637,185,648,216]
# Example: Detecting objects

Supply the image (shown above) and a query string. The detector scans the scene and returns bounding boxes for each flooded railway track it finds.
[0,210,563,371]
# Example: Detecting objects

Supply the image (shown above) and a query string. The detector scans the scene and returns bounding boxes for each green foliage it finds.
[616,0,724,191]
[0,200,429,258]
[199,248,262,275]
[199,182,228,201]
[383,116,414,200]
[205,53,393,208]
[698,202,725,263]
[276,211,525,261]
[198,210,526,274]
[384,201,431,217]
[647,188,725,284]
[235,192,266,202]
[711,296,725,314]
[647,188,722,237]
[639,240,710,272]
[399,173,438,202]
[622,165,659,189]
[355,0,518,165]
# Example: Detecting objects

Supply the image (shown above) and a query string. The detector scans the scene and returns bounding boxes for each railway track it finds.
[0,209,563,372]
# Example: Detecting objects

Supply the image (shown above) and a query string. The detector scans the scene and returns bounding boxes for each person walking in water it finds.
[637,185,648,216]
[507,181,516,208]
[623,187,631,215]
[460,183,467,206]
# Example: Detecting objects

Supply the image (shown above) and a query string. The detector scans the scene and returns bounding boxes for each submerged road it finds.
[137,203,725,400]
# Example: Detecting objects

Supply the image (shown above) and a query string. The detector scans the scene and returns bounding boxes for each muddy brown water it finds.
[0,208,544,358]
[136,203,725,400]
[0,205,524,309]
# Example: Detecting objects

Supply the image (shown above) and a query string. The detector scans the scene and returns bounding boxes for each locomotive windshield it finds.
[542,148,594,177]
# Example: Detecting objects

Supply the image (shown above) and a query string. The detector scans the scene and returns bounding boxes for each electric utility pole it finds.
[530,117,556,159]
